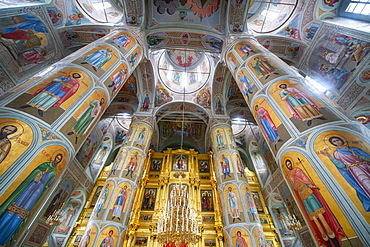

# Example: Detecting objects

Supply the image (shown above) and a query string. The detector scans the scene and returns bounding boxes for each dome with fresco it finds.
[158,49,210,94]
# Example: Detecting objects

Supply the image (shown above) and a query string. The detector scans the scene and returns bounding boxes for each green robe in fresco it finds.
[72,100,101,136]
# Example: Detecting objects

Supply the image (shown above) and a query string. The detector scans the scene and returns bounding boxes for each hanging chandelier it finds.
[157,172,200,247]
[157,50,200,246]
[287,212,302,231]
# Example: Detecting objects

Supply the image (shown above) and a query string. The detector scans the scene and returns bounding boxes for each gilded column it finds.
[226,36,370,247]
[0,28,143,246]
[80,115,154,247]
[209,117,266,247]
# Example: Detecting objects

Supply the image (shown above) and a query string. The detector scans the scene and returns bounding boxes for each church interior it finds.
[0,0,369,247]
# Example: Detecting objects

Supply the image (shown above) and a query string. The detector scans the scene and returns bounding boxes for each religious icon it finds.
[254,104,283,150]
[112,34,130,48]
[141,189,157,210]
[135,127,146,146]
[44,179,73,217]
[19,73,81,117]
[318,134,370,212]
[238,70,255,101]
[0,124,24,164]
[172,154,188,171]
[150,159,162,171]
[201,191,214,212]
[238,42,257,57]
[284,158,344,247]
[227,187,242,222]
[274,207,291,235]
[251,56,279,80]
[141,93,150,111]
[123,126,134,144]
[67,98,105,144]
[235,153,245,178]
[79,232,90,246]
[235,230,248,247]
[215,95,224,115]
[245,189,258,221]
[252,192,264,213]
[60,202,79,227]
[220,154,232,179]
[128,48,141,67]
[81,48,113,72]
[92,184,109,218]
[111,185,128,221]
[108,68,128,93]
[90,186,103,208]
[125,151,139,178]
[98,228,117,247]
[110,149,127,176]
[0,152,65,245]
[215,129,225,147]
[278,83,326,126]
[199,160,210,173]
[254,228,267,247]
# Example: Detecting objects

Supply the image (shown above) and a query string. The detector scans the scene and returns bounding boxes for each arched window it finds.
[339,0,370,22]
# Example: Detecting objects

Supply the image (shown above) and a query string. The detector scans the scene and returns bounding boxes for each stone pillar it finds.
[80,115,154,246]
[0,28,143,246]
[209,118,266,247]
[209,152,225,247]
[226,36,370,246]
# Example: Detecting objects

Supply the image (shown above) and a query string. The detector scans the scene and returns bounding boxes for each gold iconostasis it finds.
[67,149,278,247]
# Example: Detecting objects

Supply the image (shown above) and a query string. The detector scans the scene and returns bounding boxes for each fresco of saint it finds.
[319,136,370,212]
[285,159,344,247]
[278,83,325,126]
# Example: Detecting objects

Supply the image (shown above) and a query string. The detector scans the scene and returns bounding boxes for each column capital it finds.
[225,34,257,50]
[209,117,231,128]
[132,114,156,129]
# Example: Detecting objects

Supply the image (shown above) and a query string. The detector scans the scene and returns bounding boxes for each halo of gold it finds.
[51,149,67,176]
[276,80,291,91]
[355,116,367,120]
[0,121,25,137]
[67,69,85,80]
[323,133,348,148]
[282,156,294,176]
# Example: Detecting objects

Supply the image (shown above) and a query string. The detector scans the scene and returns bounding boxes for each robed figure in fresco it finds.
[68,98,105,144]
[100,230,114,247]
[279,84,324,126]
[111,186,128,220]
[113,34,130,48]
[252,57,279,80]
[246,191,257,221]
[255,105,281,146]
[235,231,248,247]
[79,228,91,247]
[221,154,231,179]
[216,130,224,147]
[0,154,63,245]
[227,187,242,222]
[20,73,81,117]
[81,48,112,71]
[136,127,146,146]
[125,152,139,177]
[0,125,18,163]
[93,184,109,218]
[320,136,370,212]
[285,159,344,247]
[108,69,127,92]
